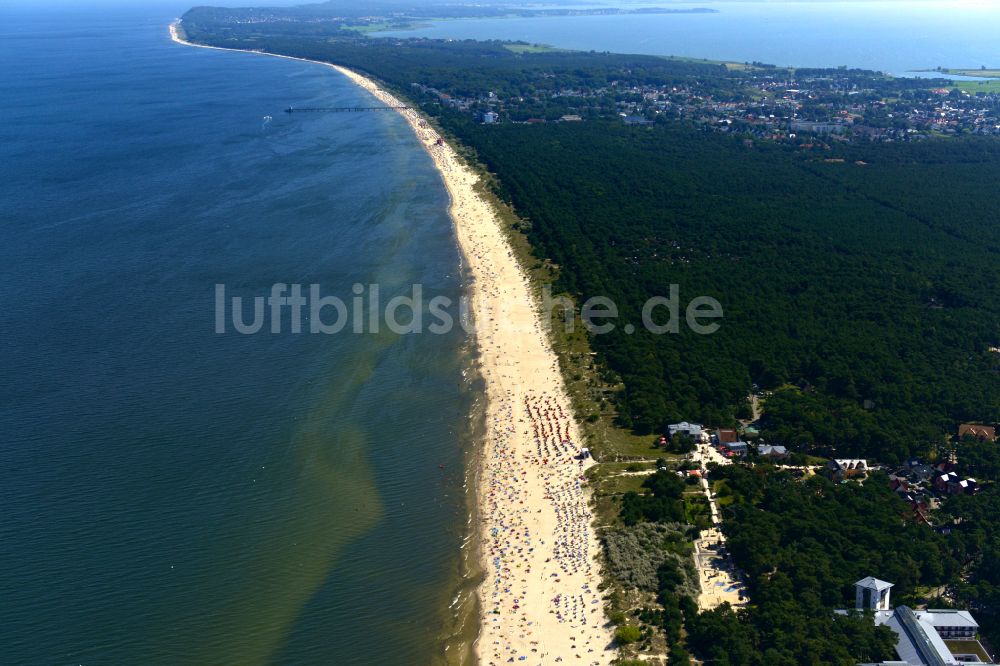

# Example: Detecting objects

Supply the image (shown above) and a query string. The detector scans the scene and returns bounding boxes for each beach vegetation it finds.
[667,646,692,665]
[608,610,627,625]
[614,624,642,645]
[603,523,698,597]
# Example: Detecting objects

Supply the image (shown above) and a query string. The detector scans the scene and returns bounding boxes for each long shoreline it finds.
[170,21,613,665]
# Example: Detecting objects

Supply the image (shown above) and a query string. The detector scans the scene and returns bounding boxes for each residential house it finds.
[622,114,654,126]
[934,472,957,493]
[758,444,788,459]
[724,441,749,457]
[934,472,978,495]
[828,459,868,481]
[959,423,996,442]
[906,463,934,484]
[950,477,978,495]
[716,428,740,444]
[668,422,706,442]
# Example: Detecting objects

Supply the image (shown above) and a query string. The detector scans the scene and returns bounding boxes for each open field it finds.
[596,473,651,497]
[952,79,1000,94]
[910,68,1000,93]
[934,68,1000,78]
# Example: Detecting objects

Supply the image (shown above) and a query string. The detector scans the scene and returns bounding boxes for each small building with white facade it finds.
[758,444,788,458]
[856,576,893,611]
[668,422,707,443]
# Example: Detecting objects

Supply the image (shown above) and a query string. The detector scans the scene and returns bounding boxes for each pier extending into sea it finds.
[284,105,412,113]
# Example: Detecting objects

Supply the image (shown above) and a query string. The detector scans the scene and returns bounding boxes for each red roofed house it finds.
[934,472,958,493]
[958,424,996,442]
[716,428,739,444]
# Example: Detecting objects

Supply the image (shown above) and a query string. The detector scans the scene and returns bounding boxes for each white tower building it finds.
[855,576,893,611]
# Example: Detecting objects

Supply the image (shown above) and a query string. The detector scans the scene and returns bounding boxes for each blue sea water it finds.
[378,1,1000,76]
[0,5,475,665]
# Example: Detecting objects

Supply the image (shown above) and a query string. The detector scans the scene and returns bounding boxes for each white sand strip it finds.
[170,21,614,665]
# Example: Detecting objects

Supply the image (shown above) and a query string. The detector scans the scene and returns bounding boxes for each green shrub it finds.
[603,523,699,596]
[614,625,642,645]
[667,646,692,666]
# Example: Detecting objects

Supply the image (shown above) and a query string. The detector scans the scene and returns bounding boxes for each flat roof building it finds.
[668,422,703,439]
[845,577,993,666]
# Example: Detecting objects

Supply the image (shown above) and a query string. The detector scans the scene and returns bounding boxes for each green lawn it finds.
[684,495,711,525]
[943,639,992,662]
[587,461,656,485]
[587,463,652,525]
[588,421,670,460]
[939,68,1000,78]
[952,79,1000,94]
[599,474,651,497]
[652,54,747,70]
[909,68,1000,93]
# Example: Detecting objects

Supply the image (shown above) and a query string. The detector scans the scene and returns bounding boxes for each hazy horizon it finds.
[4,0,987,9]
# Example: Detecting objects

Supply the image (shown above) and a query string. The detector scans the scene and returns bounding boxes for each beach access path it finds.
[691,443,747,611]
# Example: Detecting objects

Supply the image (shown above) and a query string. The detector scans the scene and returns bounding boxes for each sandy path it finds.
[170,21,614,666]
[691,444,746,611]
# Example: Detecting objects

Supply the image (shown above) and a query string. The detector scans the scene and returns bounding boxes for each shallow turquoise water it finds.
[0,6,474,664]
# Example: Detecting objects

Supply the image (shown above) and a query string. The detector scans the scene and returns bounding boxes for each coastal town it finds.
[415,68,1000,142]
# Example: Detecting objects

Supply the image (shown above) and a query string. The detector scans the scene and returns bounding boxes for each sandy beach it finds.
[171,21,613,666]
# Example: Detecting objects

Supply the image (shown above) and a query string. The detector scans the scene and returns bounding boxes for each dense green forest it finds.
[940,483,1000,648]
[179,18,728,96]
[182,15,1000,465]
[715,465,960,601]
[684,599,898,666]
[618,465,911,664]
[687,465,961,664]
[453,120,1000,463]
